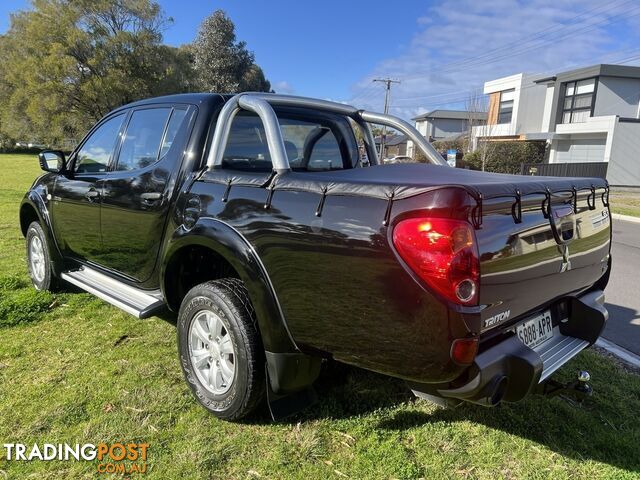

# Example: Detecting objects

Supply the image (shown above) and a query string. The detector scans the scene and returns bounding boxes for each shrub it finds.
[464,141,546,174]
[432,137,467,153]
[0,288,54,327]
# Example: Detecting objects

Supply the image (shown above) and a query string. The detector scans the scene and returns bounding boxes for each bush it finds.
[463,141,546,174]
[432,138,467,153]
[0,288,54,327]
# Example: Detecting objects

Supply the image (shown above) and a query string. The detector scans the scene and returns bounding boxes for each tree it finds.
[192,10,270,93]
[466,89,496,171]
[0,0,188,145]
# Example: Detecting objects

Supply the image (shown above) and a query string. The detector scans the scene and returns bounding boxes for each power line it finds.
[399,1,640,82]
[373,78,401,157]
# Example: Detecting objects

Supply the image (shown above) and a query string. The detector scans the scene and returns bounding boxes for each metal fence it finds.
[520,162,608,178]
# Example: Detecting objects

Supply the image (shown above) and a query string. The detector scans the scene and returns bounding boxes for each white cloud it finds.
[347,0,640,119]
[273,80,294,94]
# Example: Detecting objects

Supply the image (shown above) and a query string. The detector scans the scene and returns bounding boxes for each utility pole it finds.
[373,78,400,159]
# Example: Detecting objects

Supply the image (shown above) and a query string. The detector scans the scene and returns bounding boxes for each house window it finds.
[498,89,515,124]
[562,78,596,124]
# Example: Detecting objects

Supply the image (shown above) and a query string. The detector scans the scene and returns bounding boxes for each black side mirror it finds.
[38,150,66,173]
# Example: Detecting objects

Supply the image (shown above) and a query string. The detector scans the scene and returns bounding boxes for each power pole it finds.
[373,78,400,159]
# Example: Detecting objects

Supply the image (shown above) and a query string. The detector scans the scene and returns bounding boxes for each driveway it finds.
[602,218,640,355]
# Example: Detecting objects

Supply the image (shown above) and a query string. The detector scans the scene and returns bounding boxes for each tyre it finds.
[26,221,57,291]
[177,279,265,420]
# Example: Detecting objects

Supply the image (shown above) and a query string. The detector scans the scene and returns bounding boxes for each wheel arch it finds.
[20,193,64,274]
[161,217,299,354]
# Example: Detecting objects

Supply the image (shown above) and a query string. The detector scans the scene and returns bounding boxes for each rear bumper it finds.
[415,289,607,406]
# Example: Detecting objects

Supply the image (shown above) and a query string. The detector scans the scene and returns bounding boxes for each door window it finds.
[116,108,172,171]
[75,114,126,174]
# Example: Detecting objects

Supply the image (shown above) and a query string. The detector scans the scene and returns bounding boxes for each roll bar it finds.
[205,92,448,171]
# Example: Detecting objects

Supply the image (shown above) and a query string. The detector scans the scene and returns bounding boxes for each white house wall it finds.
[607,120,640,186]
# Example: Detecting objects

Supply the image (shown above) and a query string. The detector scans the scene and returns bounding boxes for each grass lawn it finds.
[610,191,640,218]
[1,153,640,479]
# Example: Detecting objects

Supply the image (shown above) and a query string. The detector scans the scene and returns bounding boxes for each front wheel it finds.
[177,279,265,421]
[26,221,57,291]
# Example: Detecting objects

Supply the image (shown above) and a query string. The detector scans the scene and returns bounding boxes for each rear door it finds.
[98,105,194,282]
[51,112,127,261]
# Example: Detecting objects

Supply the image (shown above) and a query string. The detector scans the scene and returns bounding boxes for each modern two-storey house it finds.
[472,64,640,186]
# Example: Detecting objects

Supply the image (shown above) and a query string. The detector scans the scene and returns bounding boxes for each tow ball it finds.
[539,370,593,406]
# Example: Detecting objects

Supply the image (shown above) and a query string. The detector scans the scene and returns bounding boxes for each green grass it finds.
[610,192,640,218]
[1,153,640,479]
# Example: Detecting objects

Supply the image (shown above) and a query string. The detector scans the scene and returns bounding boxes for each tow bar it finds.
[539,370,593,406]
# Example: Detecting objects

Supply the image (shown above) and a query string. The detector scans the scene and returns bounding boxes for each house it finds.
[375,134,408,158]
[471,73,548,143]
[473,65,640,186]
[407,109,487,158]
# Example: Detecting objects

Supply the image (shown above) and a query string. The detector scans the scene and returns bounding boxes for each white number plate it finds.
[516,311,553,349]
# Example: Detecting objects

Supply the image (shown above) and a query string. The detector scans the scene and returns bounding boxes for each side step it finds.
[536,328,589,382]
[61,266,165,319]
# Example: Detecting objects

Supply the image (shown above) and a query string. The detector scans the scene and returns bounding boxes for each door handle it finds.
[85,190,100,201]
[141,192,162,201]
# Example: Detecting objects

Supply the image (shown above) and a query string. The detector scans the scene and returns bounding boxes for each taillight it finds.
[392,217,480,305]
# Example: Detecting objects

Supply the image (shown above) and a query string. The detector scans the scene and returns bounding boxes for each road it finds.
[602,218,640,355]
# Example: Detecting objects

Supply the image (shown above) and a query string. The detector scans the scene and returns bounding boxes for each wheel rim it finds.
[29,235,46,283]
[188,309,236,395]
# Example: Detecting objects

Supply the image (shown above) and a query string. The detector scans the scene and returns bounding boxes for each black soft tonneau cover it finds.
[269,164,608,201]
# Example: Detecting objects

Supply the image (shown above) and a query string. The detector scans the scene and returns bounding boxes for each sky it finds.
[2,0,640,119]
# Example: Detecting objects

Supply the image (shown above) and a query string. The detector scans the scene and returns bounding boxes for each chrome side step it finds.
[61,266,165,319]
[536,328,589,382]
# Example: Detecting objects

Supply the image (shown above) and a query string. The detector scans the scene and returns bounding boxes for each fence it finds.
[520,162,608,178]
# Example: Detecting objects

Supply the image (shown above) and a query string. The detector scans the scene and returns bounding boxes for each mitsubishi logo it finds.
[559,244,572,272]
[549,204,575,273]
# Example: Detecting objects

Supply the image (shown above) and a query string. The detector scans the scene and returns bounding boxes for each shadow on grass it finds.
[302,362,640,473]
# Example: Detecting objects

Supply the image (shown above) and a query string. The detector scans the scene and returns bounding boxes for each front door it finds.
[51,112,127,262]
[98,106,193,283]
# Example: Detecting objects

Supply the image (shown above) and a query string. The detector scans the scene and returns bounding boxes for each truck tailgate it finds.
[476,188,610,332]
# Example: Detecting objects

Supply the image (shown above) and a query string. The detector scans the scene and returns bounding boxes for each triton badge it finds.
[484,310,511,328]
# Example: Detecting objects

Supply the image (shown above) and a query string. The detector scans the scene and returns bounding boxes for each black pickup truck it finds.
[21,93,610,420]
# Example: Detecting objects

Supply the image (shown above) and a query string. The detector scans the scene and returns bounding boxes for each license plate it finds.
[516,311,553,349]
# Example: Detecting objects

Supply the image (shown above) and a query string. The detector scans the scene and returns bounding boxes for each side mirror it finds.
[38,150,66,173]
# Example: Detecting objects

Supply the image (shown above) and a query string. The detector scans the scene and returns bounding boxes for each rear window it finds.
[221,112,355,172]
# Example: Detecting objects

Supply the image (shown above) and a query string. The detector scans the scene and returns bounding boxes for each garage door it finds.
[555,138,606,163]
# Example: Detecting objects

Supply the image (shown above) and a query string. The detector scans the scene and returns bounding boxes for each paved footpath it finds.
[601,217,640,356]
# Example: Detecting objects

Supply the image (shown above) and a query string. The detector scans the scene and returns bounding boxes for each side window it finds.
[75,114,126,174]
[221,114,272,172]
[115,108,172,171]
[159,109,188,158]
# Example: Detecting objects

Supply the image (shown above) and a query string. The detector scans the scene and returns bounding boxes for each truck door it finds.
[98,105,194,283]
[51,112,127,262]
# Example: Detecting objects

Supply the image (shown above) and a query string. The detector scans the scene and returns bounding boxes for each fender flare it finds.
[19,190,64,274]
[161,217,299,354]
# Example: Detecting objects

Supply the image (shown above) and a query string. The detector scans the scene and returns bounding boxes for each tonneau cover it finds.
[201,163,608,202]
[270,164,607,201]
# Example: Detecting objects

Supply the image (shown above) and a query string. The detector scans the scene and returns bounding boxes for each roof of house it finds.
[373,134,407,146]
[412,109,487,121]
[534,64,640,84]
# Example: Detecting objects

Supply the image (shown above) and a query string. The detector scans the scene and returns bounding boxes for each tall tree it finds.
[192,10,271,93]
[0,0,189,145]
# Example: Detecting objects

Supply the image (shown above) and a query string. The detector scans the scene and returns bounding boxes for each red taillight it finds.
[392,217,480,305]
[450,337,479,365]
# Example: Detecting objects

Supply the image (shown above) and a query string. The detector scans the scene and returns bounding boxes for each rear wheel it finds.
[177,279,265,421]
[26,221,57,291]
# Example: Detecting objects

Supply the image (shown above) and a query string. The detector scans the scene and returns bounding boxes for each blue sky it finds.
[2,0,640,119]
